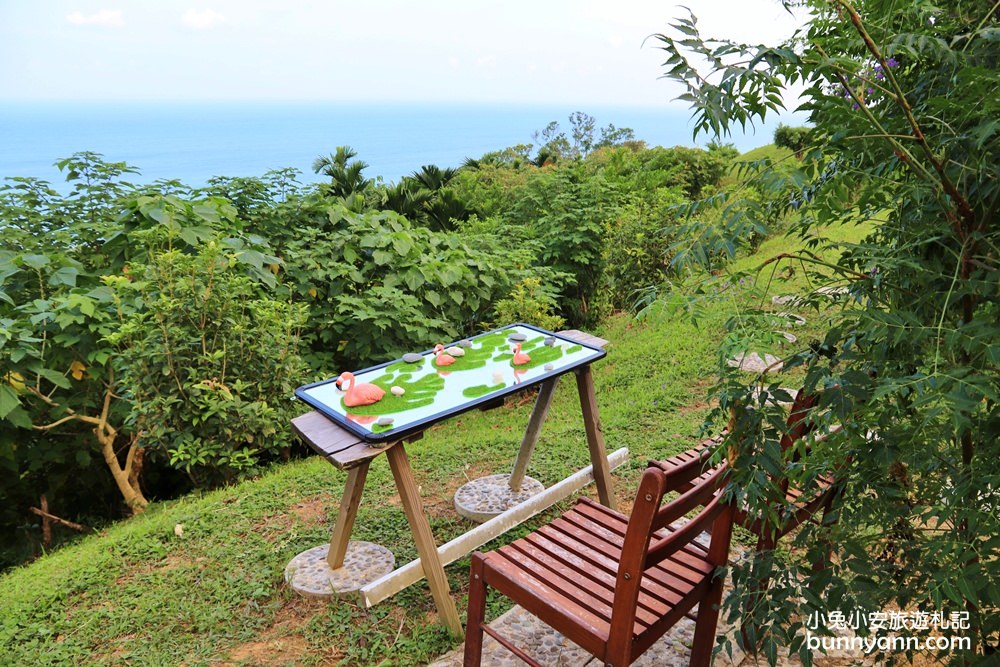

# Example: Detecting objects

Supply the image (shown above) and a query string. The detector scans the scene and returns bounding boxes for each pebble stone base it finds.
[727,351,784,374]
[454,474,545,523]
[284,541,394,599]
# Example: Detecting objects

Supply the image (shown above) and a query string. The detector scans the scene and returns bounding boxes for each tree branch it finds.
[29,506,88,533]
[838,0,976,232]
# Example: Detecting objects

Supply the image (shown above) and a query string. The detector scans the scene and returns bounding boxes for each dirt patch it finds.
[253,494,334,541]
[223,597,330,666]
[289,495,330,526]
[226,634,309,666]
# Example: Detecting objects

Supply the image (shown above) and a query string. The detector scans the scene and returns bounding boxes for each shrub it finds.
[269,197,541,369]
[106,240,307,485]
[490,277,565,332]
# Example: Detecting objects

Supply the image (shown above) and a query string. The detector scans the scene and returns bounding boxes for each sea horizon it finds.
[0,100,803,190]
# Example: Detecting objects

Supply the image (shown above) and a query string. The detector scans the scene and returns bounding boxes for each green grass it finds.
[0,222,869,666]
[737,143,795,164]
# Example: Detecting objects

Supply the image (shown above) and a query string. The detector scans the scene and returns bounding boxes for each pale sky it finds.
[0,1,804,106]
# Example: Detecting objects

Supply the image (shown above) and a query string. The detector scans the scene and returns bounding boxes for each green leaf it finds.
[0,385,21,420]
[4,404,33,429]
[48,266,79,288]
[21,254,50,270]
[392,236,413,256]
[34,367,71,389]
[178,225,214,247]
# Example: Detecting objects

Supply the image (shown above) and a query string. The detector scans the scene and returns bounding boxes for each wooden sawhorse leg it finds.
[327,461,370,570]
[385,442,463,636]
[575,365,616,510]
[508,377,560,492]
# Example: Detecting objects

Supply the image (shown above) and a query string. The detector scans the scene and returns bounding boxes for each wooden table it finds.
[288,329,626,636]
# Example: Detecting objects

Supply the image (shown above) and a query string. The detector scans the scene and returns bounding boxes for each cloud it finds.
[65,9,125,28]
[181,9,225,30]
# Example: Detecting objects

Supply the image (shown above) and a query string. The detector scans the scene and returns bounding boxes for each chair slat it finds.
[533,525,687,609]
[498,542,621,625]
[651,464,728,532]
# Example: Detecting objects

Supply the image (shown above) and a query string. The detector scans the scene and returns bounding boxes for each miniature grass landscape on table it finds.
[295,324,604,440]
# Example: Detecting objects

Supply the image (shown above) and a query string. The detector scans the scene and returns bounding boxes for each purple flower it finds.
[866,87,874,95]
[886,57,899,68]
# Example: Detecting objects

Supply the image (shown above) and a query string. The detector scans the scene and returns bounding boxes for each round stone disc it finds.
[455,474,545,523]
[284,541,394,599]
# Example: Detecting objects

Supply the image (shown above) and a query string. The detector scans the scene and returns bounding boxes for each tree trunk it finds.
[40,494,52,547]
[95,425,148,513]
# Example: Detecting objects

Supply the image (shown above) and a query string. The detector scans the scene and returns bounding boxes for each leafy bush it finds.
[772,124,813,159]
[490,277,565,332]
[601,193,683,310]
[106,239,307,485]
[510,163,611,327]
[1,158,301,560]
[267,197,539,369]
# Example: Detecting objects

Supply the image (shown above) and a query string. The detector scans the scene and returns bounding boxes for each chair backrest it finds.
[780,389,820,455]
[607,459,735,656]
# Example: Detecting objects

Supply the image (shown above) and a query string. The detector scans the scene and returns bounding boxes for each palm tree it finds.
[313,146,373,201]
[411,164,458,192]
[381,180,432,220]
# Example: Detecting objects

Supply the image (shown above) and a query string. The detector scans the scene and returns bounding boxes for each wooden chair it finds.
[658,389,843,550]
[463,454,736,667]
[656,390,845,651]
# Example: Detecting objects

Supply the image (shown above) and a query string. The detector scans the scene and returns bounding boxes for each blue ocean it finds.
[0,102,792,189]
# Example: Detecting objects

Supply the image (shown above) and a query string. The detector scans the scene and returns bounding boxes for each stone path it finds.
[427,543,871,666]
[427,602,870,666]
[427,603,747,667]
[727,351,784,374]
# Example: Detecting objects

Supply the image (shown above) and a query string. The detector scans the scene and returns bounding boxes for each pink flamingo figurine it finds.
[512,343,531,366]
[433,343,456,366]
[338,371,385,407]
[345,413,379,425]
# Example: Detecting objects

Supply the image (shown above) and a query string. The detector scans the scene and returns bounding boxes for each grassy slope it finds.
[0,206,872,667]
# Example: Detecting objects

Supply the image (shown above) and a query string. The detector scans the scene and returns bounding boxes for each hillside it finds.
[0,225,862,666]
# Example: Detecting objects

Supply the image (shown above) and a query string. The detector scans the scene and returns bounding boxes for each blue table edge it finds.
[293,323,607,444]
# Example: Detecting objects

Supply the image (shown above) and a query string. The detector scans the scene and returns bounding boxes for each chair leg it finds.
[690,574,726,667]
[464,553,488,667]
